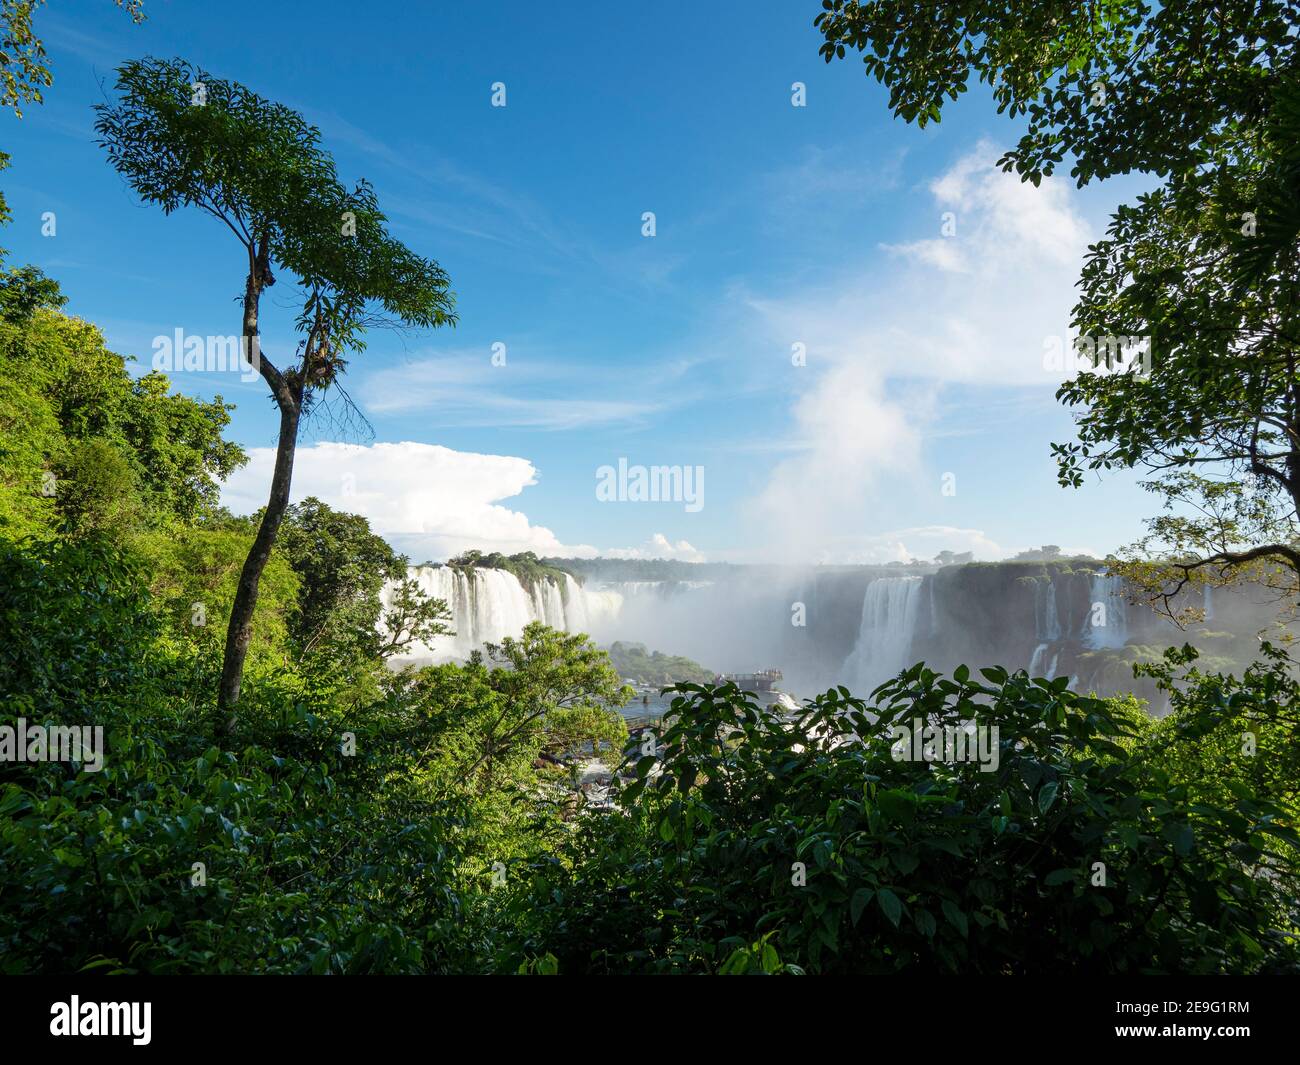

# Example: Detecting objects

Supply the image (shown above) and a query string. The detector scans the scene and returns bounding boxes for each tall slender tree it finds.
[95,58,455,726]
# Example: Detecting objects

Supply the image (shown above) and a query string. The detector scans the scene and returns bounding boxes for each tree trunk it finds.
[216,399,300,729]
[216,239,297,731]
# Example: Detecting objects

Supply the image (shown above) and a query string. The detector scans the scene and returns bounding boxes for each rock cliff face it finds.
[903,563,1261,708]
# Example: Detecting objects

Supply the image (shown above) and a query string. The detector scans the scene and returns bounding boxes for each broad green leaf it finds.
[877,888,903,927]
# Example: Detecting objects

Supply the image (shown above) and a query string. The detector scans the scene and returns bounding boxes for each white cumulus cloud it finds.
[601,534,706,562]
[221,441,595,561]
[221,441,708,563]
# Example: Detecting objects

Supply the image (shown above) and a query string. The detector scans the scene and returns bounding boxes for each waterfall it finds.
[528,577,567,630]
[472,568,538,646]
[1028,643,1061,680]
[842,577,923,693]
[1036,579,1061,641]
[578,582,626,630]
[1203,584,1214,621]
[382,566,608,662]
[1084,572,1129,650]
[1028,643,1049,675]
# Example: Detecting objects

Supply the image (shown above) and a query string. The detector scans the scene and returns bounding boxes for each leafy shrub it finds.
[5,539,1298,975]
[498,660,1300,974]
[0,538,477,973]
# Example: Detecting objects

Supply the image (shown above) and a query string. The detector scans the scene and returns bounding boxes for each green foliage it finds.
[394,624,630,870]
[719,932,805,976]
[1,1,144,118]
[498,662,1300,974]
[1136,642,1300,813]
[1058,151,1300,605]
[133,526,299,670]
[0,537,477,974]
[53,438,145,540]
[0,345,59,541]
[0,536,644,974]
[94,56,456,715]
[0,1,144,227]
[441,623,629,791]
[0,90,1293,972]
[0,263,64,321]
[0,306,244,541]
[814,0,1293,185]
[117,370,246,524]
[480,625,631,759]
[400,661,557,868]
[4,536,1298,975]
[93,56,456,374]
[0,538,165,725]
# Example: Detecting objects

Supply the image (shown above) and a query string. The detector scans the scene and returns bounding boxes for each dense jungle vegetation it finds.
[2,292,1297,973]
[2,0,1300,974]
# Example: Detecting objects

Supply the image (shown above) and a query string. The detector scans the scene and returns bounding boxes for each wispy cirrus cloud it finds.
[307,108,603,269]
[33,13,122,68]
[358,349,675,428]
[763,143,907,210]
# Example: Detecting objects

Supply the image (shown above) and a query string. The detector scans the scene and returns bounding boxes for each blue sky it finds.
[2,0,1158,563]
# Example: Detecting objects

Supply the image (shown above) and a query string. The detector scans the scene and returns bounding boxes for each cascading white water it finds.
[528,578,563,630]
[1028,643,1050,676]
[1085,572,1129,650]
[842,577,923,692]
[1036,579,1062,641]
[382,566,609,662]
[1029,578,1064,677]
[578,582,624,630]
[472,568,537,646]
